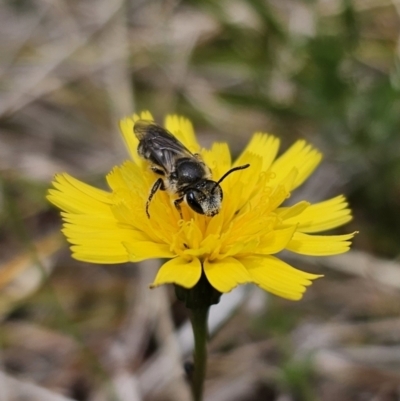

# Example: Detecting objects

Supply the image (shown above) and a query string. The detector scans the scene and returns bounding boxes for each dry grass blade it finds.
[0,233,63,319]
[0,371,78,401]
[295,250,400,289]
[314,349,400,389]
[0,0,125,117]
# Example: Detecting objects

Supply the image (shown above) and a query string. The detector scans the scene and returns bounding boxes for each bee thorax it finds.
[174,158,208,185]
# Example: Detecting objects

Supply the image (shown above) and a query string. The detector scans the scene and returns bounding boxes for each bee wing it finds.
[134,120,194,172]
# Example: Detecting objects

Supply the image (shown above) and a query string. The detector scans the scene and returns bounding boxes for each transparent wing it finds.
[134,120,194,172]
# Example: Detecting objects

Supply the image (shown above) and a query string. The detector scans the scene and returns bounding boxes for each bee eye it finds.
[186,191,205,214]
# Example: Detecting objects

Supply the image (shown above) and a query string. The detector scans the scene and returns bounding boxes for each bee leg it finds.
[146,178,165,218]
[174,197,184,219]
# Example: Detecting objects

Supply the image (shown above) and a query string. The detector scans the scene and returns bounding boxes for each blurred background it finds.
[1,0,400,400]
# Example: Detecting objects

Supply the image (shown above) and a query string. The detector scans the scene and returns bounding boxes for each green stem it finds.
[190,306,209,401]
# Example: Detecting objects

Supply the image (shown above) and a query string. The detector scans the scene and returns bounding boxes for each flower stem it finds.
[190,306,209,401]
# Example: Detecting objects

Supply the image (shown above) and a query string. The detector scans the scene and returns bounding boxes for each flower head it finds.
[47,112,354,300]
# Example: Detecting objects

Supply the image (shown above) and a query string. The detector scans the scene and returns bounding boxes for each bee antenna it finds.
[212,164,250,192]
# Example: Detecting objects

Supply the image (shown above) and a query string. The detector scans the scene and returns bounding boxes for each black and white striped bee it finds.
[133,120,250,218]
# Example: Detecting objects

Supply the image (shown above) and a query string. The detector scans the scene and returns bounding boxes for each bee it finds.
[133,120,250,218]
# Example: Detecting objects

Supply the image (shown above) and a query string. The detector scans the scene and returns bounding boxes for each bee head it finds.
[185,180,222,217]
[184,164,250,217]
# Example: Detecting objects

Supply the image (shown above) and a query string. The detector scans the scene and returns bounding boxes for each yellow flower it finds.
[47,111,355,300]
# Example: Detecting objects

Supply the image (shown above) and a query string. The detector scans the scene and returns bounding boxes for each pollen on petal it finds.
[150,257,202,288]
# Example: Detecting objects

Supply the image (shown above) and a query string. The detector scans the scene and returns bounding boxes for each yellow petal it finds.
[201,142,232,180]
[235,133,280,171]
[204,257,250,293]
[71,245,129,264]
[136,111,154,121]
[286,231,356,256]
[266,168,298,211]
[62,174,112,204]
[119,111,155,164]
[221,154,264,212]
[47,174,112,214]
[123,241,175,262]
[63,214,143,254]
[164,114,200,153]
[119,116,138,162]
[284,195,352,233]
[243,255,322,300]
[271,140,322,190]
[150,257,202,288]
[106,162,150,202]
[62,223,146,244]
[61,212,118,228]
[276,201,310,220]
[257,225,297,254]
